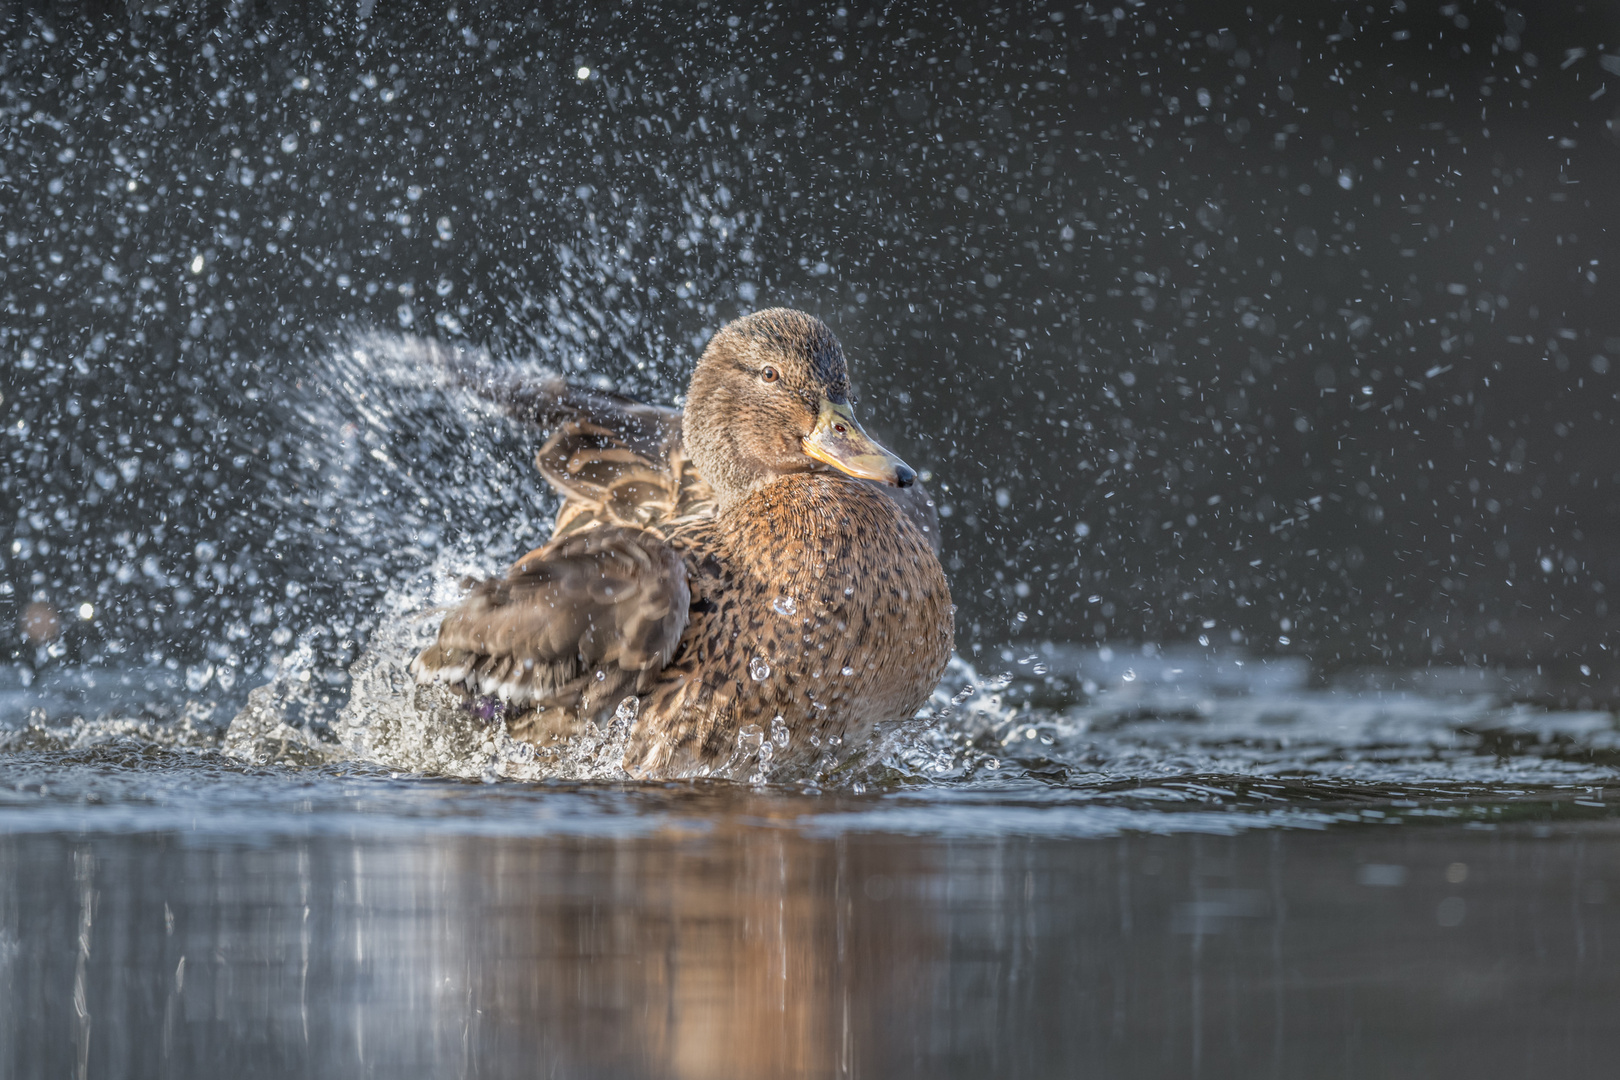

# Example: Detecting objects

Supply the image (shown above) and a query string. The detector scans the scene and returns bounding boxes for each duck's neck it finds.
[709,467,810,516]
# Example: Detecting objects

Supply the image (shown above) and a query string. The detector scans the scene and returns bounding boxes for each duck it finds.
[409,308,954,779]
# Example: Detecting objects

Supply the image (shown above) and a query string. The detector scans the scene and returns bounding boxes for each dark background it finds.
[3,0,1618,699]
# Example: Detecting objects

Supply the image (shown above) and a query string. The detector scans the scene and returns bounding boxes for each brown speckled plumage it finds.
[412,309,954,779]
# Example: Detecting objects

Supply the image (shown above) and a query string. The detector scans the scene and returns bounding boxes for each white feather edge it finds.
[410,654,565,707]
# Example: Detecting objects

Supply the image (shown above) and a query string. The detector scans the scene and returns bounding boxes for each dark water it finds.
[6,2,1620,1074]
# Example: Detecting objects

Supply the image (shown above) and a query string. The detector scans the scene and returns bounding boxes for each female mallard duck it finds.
[410,309,953,779]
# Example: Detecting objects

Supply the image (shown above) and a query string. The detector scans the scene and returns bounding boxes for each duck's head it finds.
[683,309,916,506]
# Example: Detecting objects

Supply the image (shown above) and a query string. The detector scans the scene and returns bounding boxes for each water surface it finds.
[5,782,1620,1079]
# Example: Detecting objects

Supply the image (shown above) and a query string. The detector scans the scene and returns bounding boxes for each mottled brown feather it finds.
[624,473,952,778]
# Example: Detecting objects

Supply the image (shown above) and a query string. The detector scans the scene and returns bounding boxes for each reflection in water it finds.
[5,819,1620,1079]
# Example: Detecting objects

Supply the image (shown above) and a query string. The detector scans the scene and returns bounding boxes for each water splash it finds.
[9,328,1613,797]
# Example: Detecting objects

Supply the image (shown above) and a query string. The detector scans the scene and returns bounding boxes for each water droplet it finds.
[843,586,855,597]
[771,716,790,746]
[749,656,771,681]
[1122,668,1137,682]
[772,595,797,616]
[840,666,855,677]
[614,696,639,722]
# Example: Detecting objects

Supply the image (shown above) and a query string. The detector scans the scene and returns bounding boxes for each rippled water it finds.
[5,767,1620,1078]
[7,635,1620,1075]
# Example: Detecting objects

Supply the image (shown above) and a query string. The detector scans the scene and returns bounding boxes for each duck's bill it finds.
[802,399,917,488]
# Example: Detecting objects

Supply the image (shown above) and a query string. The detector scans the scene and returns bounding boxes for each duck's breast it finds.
[704,473,955,738]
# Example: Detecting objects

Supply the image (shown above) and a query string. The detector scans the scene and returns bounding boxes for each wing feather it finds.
[410,527,689,709]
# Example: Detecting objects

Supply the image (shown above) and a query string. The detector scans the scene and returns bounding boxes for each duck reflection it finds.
[457,813,936,1079]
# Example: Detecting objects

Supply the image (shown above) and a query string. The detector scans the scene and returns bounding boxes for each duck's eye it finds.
[760,365,779,383]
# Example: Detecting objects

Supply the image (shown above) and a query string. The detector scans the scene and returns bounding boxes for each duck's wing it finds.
[409,526,689,711]
[535,416,718,539]
[440,351,717,537]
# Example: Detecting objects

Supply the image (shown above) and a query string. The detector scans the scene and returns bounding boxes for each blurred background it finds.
[3,0,1618,704]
